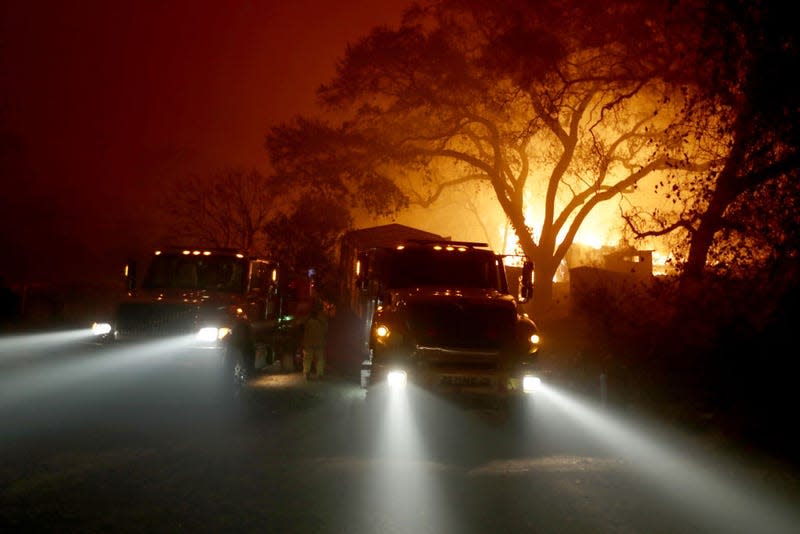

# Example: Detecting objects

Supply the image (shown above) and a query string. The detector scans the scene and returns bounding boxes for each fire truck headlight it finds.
[92,322,112,336]
[387,369,407,389]
[527,332,541,354]
[374,323,395,346]
[196,327,231,342]
[522,374,542,394]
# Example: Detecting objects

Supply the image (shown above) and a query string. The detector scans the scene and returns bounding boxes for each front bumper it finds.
[89,321,232,350]
[368,356,544,398]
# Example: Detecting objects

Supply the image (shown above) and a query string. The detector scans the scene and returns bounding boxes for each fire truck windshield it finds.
[380,248,502,290]
[142,254,246,292]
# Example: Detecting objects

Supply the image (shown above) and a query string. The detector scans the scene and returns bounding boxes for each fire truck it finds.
[340,226,543,405]
[91,246,314,390]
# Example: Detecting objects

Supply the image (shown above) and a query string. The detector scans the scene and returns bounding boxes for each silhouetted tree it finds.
[164,167,277,256]
[262,194,352,301]
[164,166,354,286]
[267,0,714,314]
[266,117,410,217]
[622,0,800,287]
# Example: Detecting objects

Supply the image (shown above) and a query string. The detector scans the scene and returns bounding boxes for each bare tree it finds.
[267,0,714,314]
[164,167,277,256]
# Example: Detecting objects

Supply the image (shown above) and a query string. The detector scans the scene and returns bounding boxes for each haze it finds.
[0,0,410,285]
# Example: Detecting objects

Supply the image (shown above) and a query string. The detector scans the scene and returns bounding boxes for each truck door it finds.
[246,261,276,344]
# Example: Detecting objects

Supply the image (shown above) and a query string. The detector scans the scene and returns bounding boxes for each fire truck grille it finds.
[116,303,198,339]
[407,302,515,350]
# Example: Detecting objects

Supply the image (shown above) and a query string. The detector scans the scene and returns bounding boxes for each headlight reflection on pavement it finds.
[0,333,207,409]
[362,383,453,534]
[527,381,800,534]
[0,328,97,364]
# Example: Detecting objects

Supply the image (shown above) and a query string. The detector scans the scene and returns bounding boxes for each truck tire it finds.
[223,344,250,397]
[280,351,295,373]
[500,395,533,435]
[266,345,277,366]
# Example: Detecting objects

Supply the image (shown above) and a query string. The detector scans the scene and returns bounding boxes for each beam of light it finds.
[0,328,97,363]
[0,334,211,409]
[360,383,452,534]
[527,382,800,534]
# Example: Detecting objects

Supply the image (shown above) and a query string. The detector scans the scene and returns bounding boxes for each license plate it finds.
[440,375,492,387]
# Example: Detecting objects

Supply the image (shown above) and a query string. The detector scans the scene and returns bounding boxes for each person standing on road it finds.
[302,298,328,380]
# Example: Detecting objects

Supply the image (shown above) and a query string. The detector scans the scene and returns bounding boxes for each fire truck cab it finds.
[91,246,315,391]
[355,239,542,403]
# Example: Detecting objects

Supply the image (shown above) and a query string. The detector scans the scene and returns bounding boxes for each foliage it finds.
[556,264,799,453]
[163,167,352,290]
[265,118,409,217]
[622,0,800,284]
[266,0,717,315]
[262,194,352,301]
[705,174,800,277]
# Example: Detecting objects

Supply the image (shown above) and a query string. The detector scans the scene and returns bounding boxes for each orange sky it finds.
[0,0,412,284]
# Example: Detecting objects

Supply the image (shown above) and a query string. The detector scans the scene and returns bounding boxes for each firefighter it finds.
[302,297,328,380]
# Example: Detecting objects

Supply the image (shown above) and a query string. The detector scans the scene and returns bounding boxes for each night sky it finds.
[0,0,410,286]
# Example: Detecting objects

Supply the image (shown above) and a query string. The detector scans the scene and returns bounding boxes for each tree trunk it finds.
[531,278,555,317]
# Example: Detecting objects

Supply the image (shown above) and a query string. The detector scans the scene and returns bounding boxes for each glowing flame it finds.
[496,203,670,282]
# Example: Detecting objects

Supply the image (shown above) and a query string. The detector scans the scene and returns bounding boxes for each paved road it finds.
[2,339,800,533]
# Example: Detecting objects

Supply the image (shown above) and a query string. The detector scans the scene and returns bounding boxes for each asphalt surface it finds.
[2,330,800,533]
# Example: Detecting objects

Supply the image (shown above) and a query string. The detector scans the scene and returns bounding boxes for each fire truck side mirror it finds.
[356,252,370,291]
[519,260,533,303]
[125,259,137,292]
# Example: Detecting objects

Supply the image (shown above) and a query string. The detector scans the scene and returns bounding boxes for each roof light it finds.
[154,250,162,255]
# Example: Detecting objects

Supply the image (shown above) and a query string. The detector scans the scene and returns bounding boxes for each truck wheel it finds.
[253,343,272,370]
[280,351,295,373]
[500,396,532,434]
[224,345,249,397]
[293,348,303,372]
